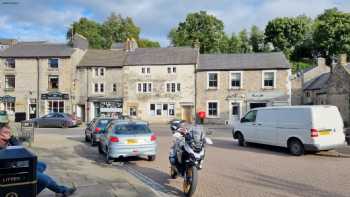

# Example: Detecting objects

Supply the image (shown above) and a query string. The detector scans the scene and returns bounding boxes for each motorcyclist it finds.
[169,121,188,165]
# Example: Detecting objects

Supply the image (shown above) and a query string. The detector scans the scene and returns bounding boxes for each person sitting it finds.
[0,111,76,196]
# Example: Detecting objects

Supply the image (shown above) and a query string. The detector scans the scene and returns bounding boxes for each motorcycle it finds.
[169,119,185,133]
[169,125,213,197]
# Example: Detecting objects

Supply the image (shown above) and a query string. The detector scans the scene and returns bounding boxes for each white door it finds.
[240,110,258,142]
[231,102,241,124]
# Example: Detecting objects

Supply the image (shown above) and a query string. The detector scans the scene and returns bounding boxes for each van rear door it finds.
[311,106,345,147]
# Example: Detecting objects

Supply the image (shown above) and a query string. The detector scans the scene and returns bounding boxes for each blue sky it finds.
[1,0,350,47]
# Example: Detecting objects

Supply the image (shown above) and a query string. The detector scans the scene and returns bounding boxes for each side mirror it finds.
[240,117,246,123]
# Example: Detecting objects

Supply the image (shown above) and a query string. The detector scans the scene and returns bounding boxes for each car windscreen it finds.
[113,124,151,135]
[96,119,112,128]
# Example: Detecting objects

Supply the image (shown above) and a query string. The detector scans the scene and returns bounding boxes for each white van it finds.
[232,105,346,155]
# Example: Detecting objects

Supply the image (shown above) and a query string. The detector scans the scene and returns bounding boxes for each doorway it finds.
[230,102,241,123]
[182,106,193,123]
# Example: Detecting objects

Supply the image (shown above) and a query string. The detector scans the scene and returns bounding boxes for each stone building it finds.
[77,49,126,121]
[122,47,199,123]
[0,35,87,121]
[196,52,291,124]
[327,54,350,125]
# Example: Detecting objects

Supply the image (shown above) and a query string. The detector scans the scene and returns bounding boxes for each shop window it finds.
[5,102,15,113]
[150,103,175,116]
[48,75,59,90]
[48,101,64,113]
[5,75,15,90]
[5,58,15,69]
[129,107,137,117]
[48,58,59,68]
[208,72,218,89]
[208,102,218,117]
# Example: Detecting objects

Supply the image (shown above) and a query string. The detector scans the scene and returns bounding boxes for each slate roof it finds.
[125,47,198,66]
[198,52,290,71]
[304,72,330,91]
[0,42,74,57]
[78,49,126,68]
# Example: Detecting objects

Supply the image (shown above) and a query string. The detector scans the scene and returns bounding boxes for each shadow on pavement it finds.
[223,169,347,197]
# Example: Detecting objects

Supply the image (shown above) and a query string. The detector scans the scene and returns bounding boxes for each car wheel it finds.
[288,139,304,156]
[98,142,104,154]
[236,132,246,146]
[148,155,156,161]
[90,135,96,146]
[106,147,113,164]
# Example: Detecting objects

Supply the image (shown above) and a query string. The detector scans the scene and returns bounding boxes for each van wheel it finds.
[236,132,246,147]
[288,139,304,156]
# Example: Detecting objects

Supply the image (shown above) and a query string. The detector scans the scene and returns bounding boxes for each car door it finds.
[239,110,257,142]
[255,109,277,145]
[55,114,65,127]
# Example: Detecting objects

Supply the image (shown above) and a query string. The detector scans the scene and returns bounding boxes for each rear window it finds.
[113,124,151,135]
[96,119,112,128]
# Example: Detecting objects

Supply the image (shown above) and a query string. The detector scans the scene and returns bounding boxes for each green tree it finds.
[238,29,251,53]
[138,39,160,48]
[265,15,312,57]
[313,8,350,58]
[227,33,241,53]
[249,25,265,52]
[168,11,226,53]
[68,18,107,49]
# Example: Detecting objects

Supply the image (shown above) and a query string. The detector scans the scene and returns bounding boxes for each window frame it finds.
[149,103,175,117]
[48,58,59,69]
[4,102,15,113]
[112,83,117,92]
[229,71,243,89]
[165,82,181,93]
[141,66,151,74]
[5,75,15,90]
[167,66,176,74]
[136,82,152,93]
[207,72,219,89]
[48,75,59,90]
[207,100,219,118]
[5,58,15,69]
[262,70,277,89]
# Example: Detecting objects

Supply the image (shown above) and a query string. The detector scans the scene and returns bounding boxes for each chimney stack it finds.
[338,54,347,66]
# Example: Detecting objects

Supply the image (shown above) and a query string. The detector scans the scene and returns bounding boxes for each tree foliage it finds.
[138,39,160,48]
[249,25,265,52]
[168,11,225,53]
[67,13,158,49]
[313,8,350,58]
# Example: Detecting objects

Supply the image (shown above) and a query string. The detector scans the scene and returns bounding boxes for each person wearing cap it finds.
[0,111,76,196]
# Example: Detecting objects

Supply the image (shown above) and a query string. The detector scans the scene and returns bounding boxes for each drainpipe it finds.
[36,57,40,118]
[86,68,89,122]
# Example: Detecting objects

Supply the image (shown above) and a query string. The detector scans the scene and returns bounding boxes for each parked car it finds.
[232,105,347,156]
[98,120,157,164]
[32,112,79,128]
[85,117,115,146]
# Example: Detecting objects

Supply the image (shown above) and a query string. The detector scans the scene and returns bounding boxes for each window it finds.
[48,101,64,113]
[113,84,117,92]
[306,92,310,97]
[94,67,105,77]
[5,75,15,90]
[263,71,275,88]
[137,82,152,93]
[129,107,137,117]
[5,58,15,69]
[150,103,175,116]
[141,67,150,74]
[48,75,59,90]
[167,66,176,74]
[4,102,15,113]
[208,102,218,117]
[94,83,99,93]
[100,68,104,76]
[48,58,58,68]
[166,82,181,93]
[230,72,242,89]
[100,83,104,93]
[241,110,257,123]
[208,73,218,89]
[94,68,99,76]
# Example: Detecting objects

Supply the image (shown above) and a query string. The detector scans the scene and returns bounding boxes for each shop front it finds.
[87,97,123,121]
[41,92,70,115]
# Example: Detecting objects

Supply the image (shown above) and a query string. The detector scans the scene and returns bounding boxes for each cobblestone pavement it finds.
[33,125,350,197]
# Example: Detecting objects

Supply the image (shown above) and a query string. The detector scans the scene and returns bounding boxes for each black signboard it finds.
[0,95,16,103]
[41,92,69,100]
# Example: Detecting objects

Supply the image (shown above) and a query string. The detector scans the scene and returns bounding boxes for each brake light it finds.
[311,128,318,137]
[95,127,101,132]
[150,134,157,141]
[109,137,119,142]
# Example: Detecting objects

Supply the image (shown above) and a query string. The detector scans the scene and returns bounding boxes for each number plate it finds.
[127,139,138,144]
[319,129,331,136]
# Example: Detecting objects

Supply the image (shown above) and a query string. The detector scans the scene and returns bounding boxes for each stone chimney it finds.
[124,38,138,52]
[338,54,347,66]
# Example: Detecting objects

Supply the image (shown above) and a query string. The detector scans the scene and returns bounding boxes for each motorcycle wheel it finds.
[183,166,198,197]
[170,166,178,179]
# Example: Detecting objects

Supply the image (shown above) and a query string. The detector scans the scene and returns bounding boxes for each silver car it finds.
[98,120,157,164]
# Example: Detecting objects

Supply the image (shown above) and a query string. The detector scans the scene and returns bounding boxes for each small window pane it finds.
[177,83,181,91]
[168,67,171,73]
[49,58,58,68]
[148,83,152,92]
[100,84,104,92]
[100,68,104,76]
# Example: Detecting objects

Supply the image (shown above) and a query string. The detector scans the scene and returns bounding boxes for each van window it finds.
[242,110,257,122]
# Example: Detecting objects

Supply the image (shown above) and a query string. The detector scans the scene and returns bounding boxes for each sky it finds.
[1,0,350,47]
